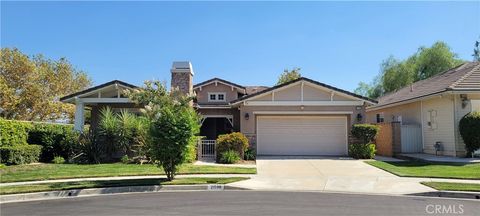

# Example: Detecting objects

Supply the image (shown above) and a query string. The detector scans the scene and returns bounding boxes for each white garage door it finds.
[257,116,347,155]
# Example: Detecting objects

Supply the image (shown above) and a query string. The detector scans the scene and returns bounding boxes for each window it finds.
[376,113,384,123]
[208,92,226,102]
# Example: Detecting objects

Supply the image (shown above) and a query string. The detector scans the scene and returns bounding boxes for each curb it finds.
[0,184,247,204]
[412,190,480,200]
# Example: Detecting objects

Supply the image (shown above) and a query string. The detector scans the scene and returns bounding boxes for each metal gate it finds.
[198,139,216,159]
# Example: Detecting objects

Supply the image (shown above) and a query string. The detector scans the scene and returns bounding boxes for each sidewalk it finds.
[0,174,254,187]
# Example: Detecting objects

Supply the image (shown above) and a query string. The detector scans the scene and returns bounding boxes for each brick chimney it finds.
[171,61,194,95]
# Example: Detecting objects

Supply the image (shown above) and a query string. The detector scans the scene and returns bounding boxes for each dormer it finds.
[193,78,246,105]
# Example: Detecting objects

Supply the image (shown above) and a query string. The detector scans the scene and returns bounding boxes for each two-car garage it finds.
[256,116,348,156]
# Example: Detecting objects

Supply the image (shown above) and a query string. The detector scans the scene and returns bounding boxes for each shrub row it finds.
[0,145,42,165]
[28,123,80,162]
[0,119,31,146]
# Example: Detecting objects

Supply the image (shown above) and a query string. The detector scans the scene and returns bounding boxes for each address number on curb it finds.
[207,184,224,191]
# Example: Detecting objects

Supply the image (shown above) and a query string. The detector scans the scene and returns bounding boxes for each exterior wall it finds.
[366,101,421,125]
[421,95,456,156]
[195,82,239,104]
[238,105,365,149]
[454,93,480,157]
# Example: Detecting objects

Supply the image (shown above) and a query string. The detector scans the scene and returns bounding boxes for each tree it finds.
[277,67,301,85]
[355,41,465,99]
[126,81,200,180]
[473,38,480,62]
[0,48,91,121]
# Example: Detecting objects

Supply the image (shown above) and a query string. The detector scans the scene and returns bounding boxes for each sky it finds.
[1,1,479,91]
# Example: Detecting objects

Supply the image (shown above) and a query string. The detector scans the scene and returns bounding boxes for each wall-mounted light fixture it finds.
[460,94,468,109]
[244,112,250,120]
[356,113,363,122]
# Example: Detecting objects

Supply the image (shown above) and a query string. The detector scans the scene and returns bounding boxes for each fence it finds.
[374,122,422,156]
[400,124,422,153]
[198,139,216,160]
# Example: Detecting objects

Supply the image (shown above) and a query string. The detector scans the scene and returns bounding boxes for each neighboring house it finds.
[366,62,480,157]
[61,61,376,156]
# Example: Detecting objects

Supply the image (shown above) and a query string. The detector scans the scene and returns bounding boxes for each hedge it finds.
[351,124,380,144]
[0,144,42,165]
[349,143,376,159]
[459,111,480,156]
[216,132,249,163]
[28,123,80,162]
[0,118,31,146]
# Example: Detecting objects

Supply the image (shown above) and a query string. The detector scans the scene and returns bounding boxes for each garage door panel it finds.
[257,116,347,155]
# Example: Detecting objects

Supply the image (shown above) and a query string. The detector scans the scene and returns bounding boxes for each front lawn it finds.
[365,161,480,179]
[0,163,256,183]
[0,177,249,195]
[421,182,480,192]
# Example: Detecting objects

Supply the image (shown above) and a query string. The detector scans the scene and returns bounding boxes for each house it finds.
[61,61,376,156]
[365,62,480,157]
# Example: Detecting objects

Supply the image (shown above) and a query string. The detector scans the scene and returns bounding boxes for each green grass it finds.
[0,163,256,183]
[366,161,480,179]
[421,182,480,192]
[0,177,249,195]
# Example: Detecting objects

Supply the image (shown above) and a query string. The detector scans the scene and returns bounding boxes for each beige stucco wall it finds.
[421,95,456,156]
[453,93,480,156]
[250,83,356,102]
[195,82,239,104]
[366,101,421,125]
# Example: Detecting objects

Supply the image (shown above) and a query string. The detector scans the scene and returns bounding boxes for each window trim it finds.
[376,112,385,123]
[208,92,226,102]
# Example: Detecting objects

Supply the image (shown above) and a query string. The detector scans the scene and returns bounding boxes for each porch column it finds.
[74,99,85,132]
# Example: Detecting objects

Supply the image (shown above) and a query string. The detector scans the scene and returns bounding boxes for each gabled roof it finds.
[245,86,269,95]
[60,80,138,102]
[371,62,480,109]
[230,77,377,104]
[193,78,245,91]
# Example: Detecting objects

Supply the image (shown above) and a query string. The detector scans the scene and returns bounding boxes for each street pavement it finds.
[1,191,478,216]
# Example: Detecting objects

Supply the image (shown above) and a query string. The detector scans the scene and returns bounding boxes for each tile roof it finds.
[372,62,480,109]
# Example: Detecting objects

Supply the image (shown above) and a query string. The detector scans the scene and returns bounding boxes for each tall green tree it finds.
[355,41,464,99]
[0,48,91,121]
[473,39,480,62]
[277,67,301,85]
[126,81,200,180]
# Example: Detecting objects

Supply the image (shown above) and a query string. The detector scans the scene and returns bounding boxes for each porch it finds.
[197,115,235,160]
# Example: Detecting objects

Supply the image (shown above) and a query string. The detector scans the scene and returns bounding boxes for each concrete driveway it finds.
[229,156,435,195]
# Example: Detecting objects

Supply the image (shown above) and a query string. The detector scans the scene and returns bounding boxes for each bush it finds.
[27,122,79,162]
[52,156,65,164]
[244,147,256,160]
[0,118,31,146]
[121,155,130,164]
[349,143,376,159]
[459,111,480,156]
[0,144,42,165]
[216,132,249,163]
[97,108,148,160]
[351,124,380,144]
[73,130,106,164]
[220,150,241,164]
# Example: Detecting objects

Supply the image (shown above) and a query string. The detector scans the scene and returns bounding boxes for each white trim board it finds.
[252,111,353,115]
[244,101,364,106]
